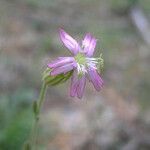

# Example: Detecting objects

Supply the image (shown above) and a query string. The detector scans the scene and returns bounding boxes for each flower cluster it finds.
[47,29,104,99]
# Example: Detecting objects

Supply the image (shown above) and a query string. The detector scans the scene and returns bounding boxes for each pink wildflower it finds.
[48,29,103,99]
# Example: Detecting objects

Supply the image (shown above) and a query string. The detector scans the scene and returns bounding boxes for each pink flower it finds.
[48,29,103,99]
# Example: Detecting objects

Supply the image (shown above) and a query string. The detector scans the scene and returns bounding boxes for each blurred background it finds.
[0,0,150,149]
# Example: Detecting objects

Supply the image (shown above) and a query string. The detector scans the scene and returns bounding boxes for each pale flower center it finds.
[75,53,86,65]
[74,53,99,75]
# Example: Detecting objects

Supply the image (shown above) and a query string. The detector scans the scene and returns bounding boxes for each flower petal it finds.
[77,75,86,99]
[70,71,79,97]
[82,33,97,57]
[88,68,103,91]
[59,29,80,55]
[48,57,75,68]
[51,63,75,76]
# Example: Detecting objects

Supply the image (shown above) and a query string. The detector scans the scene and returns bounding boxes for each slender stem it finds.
[31,119,38,150]
[31,81,47,150]
[38,82,47,114]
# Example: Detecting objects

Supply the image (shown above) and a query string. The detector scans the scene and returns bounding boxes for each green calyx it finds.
[42,68,73,86]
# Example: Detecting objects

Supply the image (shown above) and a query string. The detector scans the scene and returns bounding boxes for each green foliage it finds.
[0,110,33,150]
[0,88,35,150]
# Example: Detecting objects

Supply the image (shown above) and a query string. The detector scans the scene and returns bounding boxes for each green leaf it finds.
[33,101,38,115]
[23,141,32,150]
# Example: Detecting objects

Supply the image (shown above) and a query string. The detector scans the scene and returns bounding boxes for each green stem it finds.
[30,82,47,150]
[37,81,47,117]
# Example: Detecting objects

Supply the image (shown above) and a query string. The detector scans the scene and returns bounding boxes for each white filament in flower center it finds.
[76,57,98,75]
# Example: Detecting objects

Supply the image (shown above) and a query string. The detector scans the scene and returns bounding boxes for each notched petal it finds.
[88,69,103,91]
[50,63,74,76]
[59,28,80,55]
[48,57,75,68]
[70,71,78,97]
[82,33,97,57]
[77,76,86,99]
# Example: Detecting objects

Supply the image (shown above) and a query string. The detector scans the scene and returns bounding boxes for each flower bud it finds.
[42,68,73,86]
